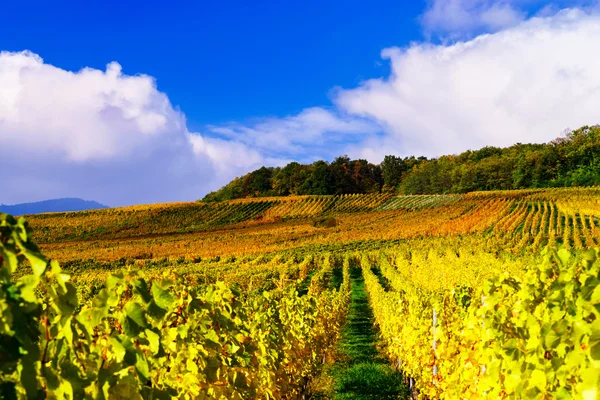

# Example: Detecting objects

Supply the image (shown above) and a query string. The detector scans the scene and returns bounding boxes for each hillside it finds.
[4,187,600,398]
[22,187,599,262]
[203,124,600,202]
[6,3,600,398]
[0,198,107,215]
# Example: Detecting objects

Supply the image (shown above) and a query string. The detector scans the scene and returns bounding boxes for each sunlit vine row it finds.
[0,214,352,399]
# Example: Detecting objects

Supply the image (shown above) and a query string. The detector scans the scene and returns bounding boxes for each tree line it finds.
[202,125,600,202]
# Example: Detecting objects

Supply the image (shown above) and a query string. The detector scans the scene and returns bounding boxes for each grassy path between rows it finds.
[319,266,408,399]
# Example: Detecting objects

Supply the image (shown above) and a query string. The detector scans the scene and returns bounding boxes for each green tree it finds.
[299,161,335,195]
[381,155,404,189]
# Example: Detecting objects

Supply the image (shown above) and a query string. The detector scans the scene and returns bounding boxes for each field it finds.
[2,187,600,399]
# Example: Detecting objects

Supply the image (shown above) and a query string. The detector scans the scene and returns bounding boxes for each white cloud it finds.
[335,9,600,159]
[0,51,184,162]
[421,0,526,37]
[188,134,281,181]
[3,6,600,205]
[0,51,266,205]
[206,107,380,160]
[0,50,376,206]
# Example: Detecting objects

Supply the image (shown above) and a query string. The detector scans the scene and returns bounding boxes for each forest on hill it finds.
[202,125,600,202]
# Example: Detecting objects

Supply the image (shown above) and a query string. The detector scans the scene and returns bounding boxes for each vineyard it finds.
[2,187,600,398]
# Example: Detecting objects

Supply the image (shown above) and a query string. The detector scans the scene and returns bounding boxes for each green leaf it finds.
[146,302,167,321]
[136,353,150,380]
[204,357,220,382]
[20,248,47,277]
[579,367,600,399]
[582,249,597,262]
[121,303,147,336]
[186,358,198,374]
[125,302,147,328]
[132,279,152,305]
[110,337,127,363]
[229,342,240,355]
[205,329,220,346]
[57,282,79,315]
[151,284,175,310]
[78,305,108,330]
[504,373,522,394]
[18,275,40,303]
[529,369,547,390]
[41,364,61,391]
[106,274,124,292]
[145,329,160,354]
[0,247,18,275]
[557,248,571,267]
[589,333,600,361]
[20,352,40,400]
[590,285,600,304]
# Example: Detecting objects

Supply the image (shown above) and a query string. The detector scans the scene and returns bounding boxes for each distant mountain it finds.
[0,198,108,215]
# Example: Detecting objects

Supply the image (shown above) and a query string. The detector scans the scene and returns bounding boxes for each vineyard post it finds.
[432,307,438,380]
[481,295,486,375]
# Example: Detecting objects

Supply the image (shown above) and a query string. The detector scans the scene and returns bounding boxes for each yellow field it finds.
[4,187,600,399]
[23,188,600,263]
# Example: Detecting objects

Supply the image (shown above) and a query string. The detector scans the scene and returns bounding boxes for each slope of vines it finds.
[0,214,351,399]
[5,187,600,399]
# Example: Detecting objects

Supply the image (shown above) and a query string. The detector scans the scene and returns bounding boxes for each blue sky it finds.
[1,0,600,205]
[0,1,422,126]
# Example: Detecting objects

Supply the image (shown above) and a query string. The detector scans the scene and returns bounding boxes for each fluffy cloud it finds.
[206,107,380,161]
[419,0,600,38]
[203,7,600,163]
[3,7,600,206]
[0,51,264,205]
[0,52,188,161]
[188,135,280,182]
[0,51,375,205]
[335,9,600,159]
[421,0,526,37]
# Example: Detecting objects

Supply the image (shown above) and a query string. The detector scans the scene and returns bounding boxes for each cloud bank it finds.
[334,8,600,160]
[207,7,600,163]
[418,0,599,38]
[421,0,526,38]
[0,51,273,205]
[2,6,600,205]
[206,108,379,161]
[0,51,376,205]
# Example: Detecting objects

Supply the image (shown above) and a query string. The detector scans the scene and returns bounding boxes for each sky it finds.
[1,0,600,206]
